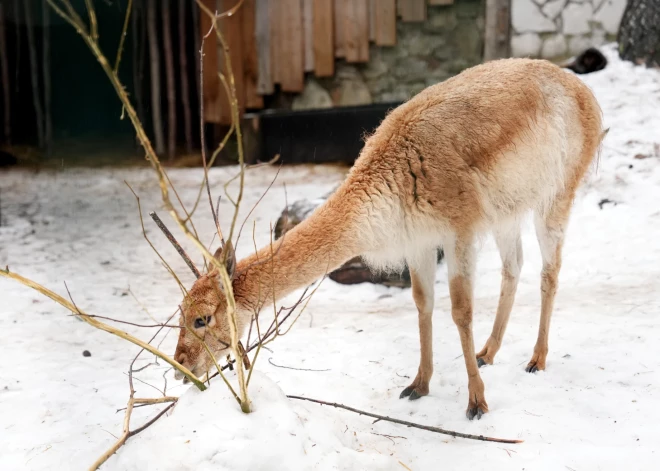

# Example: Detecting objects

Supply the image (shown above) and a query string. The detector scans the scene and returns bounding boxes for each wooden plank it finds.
[269,0,282,84]
[255,0,273,94]
[483,0,511,61]
[429,0,454,5]
[217,0,245,125]
[369,0,376,41]
[342,0,369,63]
[313,0,334,76]
[303,0,314,72]
[241,0,264,108]
[398,0,426,22]
[200,0,221,123]
[374,0,396,46]
[333,0,344,57]
[279,0,304,92]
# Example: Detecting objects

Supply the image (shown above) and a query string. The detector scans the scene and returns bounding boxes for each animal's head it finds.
[173,243,247,381]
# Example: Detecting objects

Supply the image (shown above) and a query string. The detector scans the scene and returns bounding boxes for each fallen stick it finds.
[287,395,523,444]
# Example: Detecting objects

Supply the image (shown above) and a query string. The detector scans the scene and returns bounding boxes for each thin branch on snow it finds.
[287,396,524,444]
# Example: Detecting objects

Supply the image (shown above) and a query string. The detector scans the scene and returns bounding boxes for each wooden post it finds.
[484,0,511,61]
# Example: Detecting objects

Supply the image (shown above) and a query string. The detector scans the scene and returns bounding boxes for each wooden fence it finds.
[200,0,458,125]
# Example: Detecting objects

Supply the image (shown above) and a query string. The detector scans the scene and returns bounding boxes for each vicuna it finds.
[174,58,604,419]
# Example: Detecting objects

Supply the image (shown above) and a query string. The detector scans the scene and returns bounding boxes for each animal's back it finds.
[352,58,603,235]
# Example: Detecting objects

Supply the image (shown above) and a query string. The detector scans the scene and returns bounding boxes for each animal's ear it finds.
[212,240,236,280]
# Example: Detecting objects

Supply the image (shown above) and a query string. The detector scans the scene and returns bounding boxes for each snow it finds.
[1,44,660,470]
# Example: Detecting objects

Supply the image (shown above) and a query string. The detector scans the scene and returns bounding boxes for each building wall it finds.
[510,0,627,59]
[290,0,485,111]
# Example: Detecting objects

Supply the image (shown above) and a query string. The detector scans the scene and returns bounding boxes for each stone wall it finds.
[291,0,485,111]
[511,0,626,59]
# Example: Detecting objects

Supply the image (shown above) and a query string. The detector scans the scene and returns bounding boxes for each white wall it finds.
[510,0,627,59]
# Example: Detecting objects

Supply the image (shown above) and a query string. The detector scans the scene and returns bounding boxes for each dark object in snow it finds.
[598,198,618,210]
[564,48,607,75]
[0,150,18,167]
[82,350,91,357]
[274,189,443,288]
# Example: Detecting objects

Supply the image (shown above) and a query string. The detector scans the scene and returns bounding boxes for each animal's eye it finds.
[194,316,212,329]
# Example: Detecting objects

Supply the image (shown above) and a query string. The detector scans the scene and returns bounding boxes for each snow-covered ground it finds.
[1,45,659,470]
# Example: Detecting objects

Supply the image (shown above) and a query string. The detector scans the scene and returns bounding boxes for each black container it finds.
[243,101,403,165]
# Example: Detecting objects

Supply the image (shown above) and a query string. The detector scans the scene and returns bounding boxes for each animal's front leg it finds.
[400,250,437,400]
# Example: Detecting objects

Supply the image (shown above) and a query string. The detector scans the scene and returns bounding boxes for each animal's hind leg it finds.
[477,223,523,367]
[445,233,488,420]
[400,249,437,400]
[527,193,574,373]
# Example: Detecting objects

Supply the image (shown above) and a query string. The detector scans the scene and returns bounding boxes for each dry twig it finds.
[287,396,524,444]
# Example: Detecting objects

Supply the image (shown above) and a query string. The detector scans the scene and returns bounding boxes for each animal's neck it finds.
[233,184,370,312]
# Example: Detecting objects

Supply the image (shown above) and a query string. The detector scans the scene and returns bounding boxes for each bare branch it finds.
[287,396,524,444]
[149,211,201,278]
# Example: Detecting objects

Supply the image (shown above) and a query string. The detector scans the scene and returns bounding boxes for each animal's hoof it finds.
[399,386,425,400]
[477,357,487,368]
[526,364,539,373]
[466,407,485,420]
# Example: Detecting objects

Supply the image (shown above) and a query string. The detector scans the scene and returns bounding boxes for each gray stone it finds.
[567,35,594,55]
[292,78,333,111]
[361,55,389,80]
[423,8,458,33]
[541,34,568,58]
[593,0,626,34]
[392,57,428,79]
[542,0,568,20]
[511,32,543,57]
[562,3,593,35]
[336,76,373,107]
[512,0,557,33]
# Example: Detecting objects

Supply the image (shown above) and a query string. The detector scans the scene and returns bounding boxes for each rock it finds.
[593,0,627,34]
[511,32,542,57]
[567,35,593,56]
[562,3,594,35]
[83,350,92,357]
[512,0,557,33]
[541,34,567,59]
[333,66,373,107]
[563,47,608,74]
[542,0,568,20]
[292,78,333,111]
[274,190,443,288]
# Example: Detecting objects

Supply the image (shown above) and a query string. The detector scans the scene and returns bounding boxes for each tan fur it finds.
[174,58,604,418]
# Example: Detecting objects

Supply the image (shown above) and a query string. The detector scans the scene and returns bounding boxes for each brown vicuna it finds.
[174,58,604,419]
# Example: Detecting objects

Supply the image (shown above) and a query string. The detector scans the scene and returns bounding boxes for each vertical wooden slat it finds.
[217,0,245,125]
[399,0,426,22]
[374,0,396,46]
[279,0,304,92]
[255,0,273,94]
[269,0,282,85]
[200,0,221,123]
[241,0,264,108]
[369,0,376,41]
[484,0,511,61]
[333,0,344,57]
[313,0,334,77]
[342,0,369,63]
[303,0,314,72]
